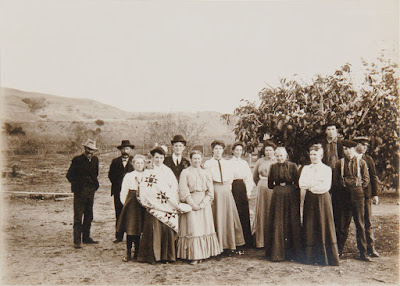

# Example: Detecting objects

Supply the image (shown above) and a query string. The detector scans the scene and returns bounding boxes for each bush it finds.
[231,56,399,188]
[21,97,47,113]
[95,119,105,126]
[3,123,26,136]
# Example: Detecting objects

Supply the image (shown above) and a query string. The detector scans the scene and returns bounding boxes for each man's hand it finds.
[372,196,379,205]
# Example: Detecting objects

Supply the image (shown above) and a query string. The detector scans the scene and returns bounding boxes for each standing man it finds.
[163,135,190,180]
[321,121,344,169]
[321,121,344,231]
[108,140,135,243]
[67,139,100,249]
[332,140,371,262]
[354,136,380,257]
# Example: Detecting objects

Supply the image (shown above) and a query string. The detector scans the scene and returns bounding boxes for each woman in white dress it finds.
[177,150,222,264]
[230,141,254,248]
[204,140,245,253]
[252,140,277,248]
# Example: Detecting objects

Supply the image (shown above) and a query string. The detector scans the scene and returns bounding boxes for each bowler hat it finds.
[117,140,135,150]
[323,121,340,130]
[211,140,226,149]
[171,135,187,145]
[353,136,369,143]
[82,139,98,150]
[342,140,357,148]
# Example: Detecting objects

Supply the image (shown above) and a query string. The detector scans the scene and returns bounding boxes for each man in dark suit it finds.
[108,140,135,243]
[354,136,380,257]
[332,140,371,262]
[163,134,190,180]
[321,121,344,169]
[67,139,100,249]
[321,121,344,232]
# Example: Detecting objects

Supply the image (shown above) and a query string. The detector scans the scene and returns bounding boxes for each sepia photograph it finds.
[0,0,398,285]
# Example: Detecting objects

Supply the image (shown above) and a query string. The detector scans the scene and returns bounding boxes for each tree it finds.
[230,57,399,188]
[22,97,47,113]
[146,114,205,153]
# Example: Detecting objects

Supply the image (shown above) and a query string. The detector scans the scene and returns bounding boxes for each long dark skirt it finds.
[116,191,145,236]
[303,191,340,266]
[265,185,302,261]
[231,179,253,247]
[137,211,177,263]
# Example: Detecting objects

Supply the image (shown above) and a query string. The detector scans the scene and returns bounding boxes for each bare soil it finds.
[1,154,399,285]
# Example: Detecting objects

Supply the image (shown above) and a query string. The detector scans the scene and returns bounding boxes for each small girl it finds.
[117,154,146,261]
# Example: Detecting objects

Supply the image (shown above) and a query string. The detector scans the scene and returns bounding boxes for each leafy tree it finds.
[21,97,47,113]
[230,57,399,188]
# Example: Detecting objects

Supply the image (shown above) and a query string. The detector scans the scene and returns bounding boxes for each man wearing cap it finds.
[332,140,371,262]
[108,140,135,243]
[354,136,380,257]
[67,139,100,249]
[164,135,190,180]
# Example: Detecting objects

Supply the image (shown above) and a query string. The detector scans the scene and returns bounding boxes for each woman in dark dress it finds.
[136,147,182,264]
[299,144,340,266]
[265,147,302,262]
[117,154,146,261]
[230,142,254,248]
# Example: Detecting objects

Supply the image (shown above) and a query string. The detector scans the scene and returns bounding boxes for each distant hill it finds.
[0,87,237,149]
[0,87,135,121]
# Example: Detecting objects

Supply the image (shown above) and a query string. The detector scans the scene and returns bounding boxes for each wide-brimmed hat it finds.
[323,121,340,130]
[232,141,245,151]
[211,140,226,149]
[353,136,369,143]
[342,140,357,148]
[117,140,135,150]
[82,139,98,150]
[171,135,187,145]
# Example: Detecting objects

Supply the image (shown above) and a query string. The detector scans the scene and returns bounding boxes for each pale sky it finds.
[0,0,398,113]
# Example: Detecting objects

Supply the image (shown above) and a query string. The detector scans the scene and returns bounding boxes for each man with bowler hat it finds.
[321,121,344,169]
[354,136,380,257]
[67,139,100,249]
[321,121,344,230]
[331,139,371,262]
[108,140,135,243]
[164,135,190,180]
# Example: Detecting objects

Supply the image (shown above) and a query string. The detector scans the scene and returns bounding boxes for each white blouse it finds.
[299,162,332,194]
[120,170,145,204]
[230,157,254,197]
[203,157,233,184]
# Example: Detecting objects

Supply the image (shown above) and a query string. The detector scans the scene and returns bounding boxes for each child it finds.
[117,154,146,261]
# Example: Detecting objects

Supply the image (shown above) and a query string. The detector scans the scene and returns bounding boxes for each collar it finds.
[327,137,338,144]
[172,153,182,163]
[231,156,241,161]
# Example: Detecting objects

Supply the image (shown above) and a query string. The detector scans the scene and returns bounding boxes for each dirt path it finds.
[1,187,398,285]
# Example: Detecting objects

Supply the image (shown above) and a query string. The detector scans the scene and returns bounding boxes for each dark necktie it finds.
[217,159,224,183]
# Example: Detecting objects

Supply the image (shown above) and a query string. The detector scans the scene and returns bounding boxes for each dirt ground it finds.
[1,154,399,285]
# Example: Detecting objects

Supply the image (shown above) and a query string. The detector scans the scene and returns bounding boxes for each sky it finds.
[0,0,398,114]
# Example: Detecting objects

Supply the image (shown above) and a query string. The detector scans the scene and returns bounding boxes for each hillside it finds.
[0,87,134,121]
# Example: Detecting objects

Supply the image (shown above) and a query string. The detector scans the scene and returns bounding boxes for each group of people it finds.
[66,121,380,266]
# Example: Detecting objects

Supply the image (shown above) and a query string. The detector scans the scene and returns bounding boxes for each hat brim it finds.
[171,140,187,145]
[117,145,135,150]
[82,144,98,150]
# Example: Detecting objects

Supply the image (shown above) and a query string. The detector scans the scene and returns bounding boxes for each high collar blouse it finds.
[253,157,277,185]
[230,156,254,197]
[178,166,214,203]
[267,161,299,189]
[120,170,145,204]
[203,157,233,183]
[299,162,332,194]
